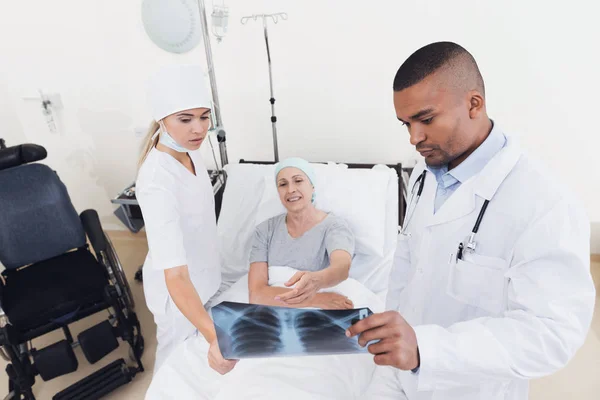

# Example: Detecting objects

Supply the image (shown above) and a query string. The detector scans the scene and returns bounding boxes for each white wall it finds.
[1,0,599,250]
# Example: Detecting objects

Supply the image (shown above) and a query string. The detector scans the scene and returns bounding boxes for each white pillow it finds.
[217,163,272,284]
[254,164,390,257]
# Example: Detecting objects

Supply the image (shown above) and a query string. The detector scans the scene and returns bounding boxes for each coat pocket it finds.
[447,252,508,315]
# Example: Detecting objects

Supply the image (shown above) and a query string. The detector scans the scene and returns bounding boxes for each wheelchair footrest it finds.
[33,339,78,381]
[53,358,134,400]
[78,320,119,364]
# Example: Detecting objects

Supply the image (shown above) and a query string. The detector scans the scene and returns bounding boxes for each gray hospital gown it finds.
[249,213,355,271]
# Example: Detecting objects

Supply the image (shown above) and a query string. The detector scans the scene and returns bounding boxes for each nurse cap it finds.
[146,64,212,122]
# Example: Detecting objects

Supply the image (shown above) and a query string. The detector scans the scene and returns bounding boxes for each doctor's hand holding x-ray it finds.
[349,311,419,370]
[348,42,596,400]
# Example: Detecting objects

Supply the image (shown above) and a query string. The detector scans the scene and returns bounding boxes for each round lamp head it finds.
[141,0,202,54]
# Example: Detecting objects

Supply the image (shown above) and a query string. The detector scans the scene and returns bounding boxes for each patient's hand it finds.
[208,339,238,375]
[276,271,323,305]
[312,292,354,310]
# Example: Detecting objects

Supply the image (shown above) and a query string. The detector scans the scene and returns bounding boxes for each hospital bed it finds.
[145,160,401,400]
[111,160,408,285]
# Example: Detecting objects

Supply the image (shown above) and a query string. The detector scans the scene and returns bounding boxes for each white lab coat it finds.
[136,148,221,374]
[370,135,595,400]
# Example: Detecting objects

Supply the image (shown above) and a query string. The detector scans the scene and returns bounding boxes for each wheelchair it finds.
[0,140,144,400]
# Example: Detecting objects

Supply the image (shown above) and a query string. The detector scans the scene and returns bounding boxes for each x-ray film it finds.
[211,301,373,359]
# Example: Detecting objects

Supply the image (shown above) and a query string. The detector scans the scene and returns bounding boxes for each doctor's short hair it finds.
[393,41,485,96]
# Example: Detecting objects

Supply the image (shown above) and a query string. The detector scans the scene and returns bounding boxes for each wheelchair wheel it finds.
[0,347,10,362]
[4,385,31,400]
[4,391,33,400]
[103,233,135,310]
[129,334,145,362]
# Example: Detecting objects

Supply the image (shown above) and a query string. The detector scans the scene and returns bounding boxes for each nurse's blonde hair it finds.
[139,120,160,167]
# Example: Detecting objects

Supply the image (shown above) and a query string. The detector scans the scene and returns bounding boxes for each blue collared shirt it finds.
[429,122,506,213]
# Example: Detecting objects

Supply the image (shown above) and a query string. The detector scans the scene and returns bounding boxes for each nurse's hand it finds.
[276,271,323,304]
[208,339,238,375]
[345,311,419,371]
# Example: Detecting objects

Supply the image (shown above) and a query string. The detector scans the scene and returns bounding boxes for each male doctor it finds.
[348,41,596,399]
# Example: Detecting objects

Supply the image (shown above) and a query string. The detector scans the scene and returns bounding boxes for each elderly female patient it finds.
[248,157,355,310]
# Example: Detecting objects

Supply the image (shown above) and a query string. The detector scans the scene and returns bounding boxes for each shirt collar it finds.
[427,120,506,187]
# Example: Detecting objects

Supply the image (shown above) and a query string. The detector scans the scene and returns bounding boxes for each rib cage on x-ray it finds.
[230,307,284,357]
[295,310,356,353]
[212,301,372,359]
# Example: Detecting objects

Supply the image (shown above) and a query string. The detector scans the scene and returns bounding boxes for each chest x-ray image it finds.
[211,301,373,359]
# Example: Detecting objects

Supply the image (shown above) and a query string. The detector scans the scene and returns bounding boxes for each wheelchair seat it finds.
[2,248,108,338]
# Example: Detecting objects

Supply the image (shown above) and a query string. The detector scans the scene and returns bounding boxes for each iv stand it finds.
[241,13,288,163]
[197,0,229,166]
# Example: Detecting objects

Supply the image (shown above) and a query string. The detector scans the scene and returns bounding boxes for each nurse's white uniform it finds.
[136,147,221,374]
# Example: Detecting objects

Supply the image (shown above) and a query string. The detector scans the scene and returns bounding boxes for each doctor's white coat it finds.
[381,135,595,400]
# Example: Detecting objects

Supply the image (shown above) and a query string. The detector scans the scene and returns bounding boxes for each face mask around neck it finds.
[157,126,188,153]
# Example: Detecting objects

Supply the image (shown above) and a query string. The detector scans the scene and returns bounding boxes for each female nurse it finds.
[136,64,236,376]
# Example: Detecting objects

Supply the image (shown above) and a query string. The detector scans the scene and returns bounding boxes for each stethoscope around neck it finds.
[400,170,490,260]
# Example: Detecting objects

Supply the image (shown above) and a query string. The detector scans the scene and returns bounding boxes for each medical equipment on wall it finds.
[40,91,58,134]
[21,91,63,134]
[400,170,491,257]
[241,12,288,163]
[140,0,229,167]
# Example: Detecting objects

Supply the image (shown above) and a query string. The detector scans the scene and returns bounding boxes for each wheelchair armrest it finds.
[0,143,47,171]
[81,209,107,253]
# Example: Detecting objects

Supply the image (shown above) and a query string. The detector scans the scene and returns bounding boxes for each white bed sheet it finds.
[145,267,385,400]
